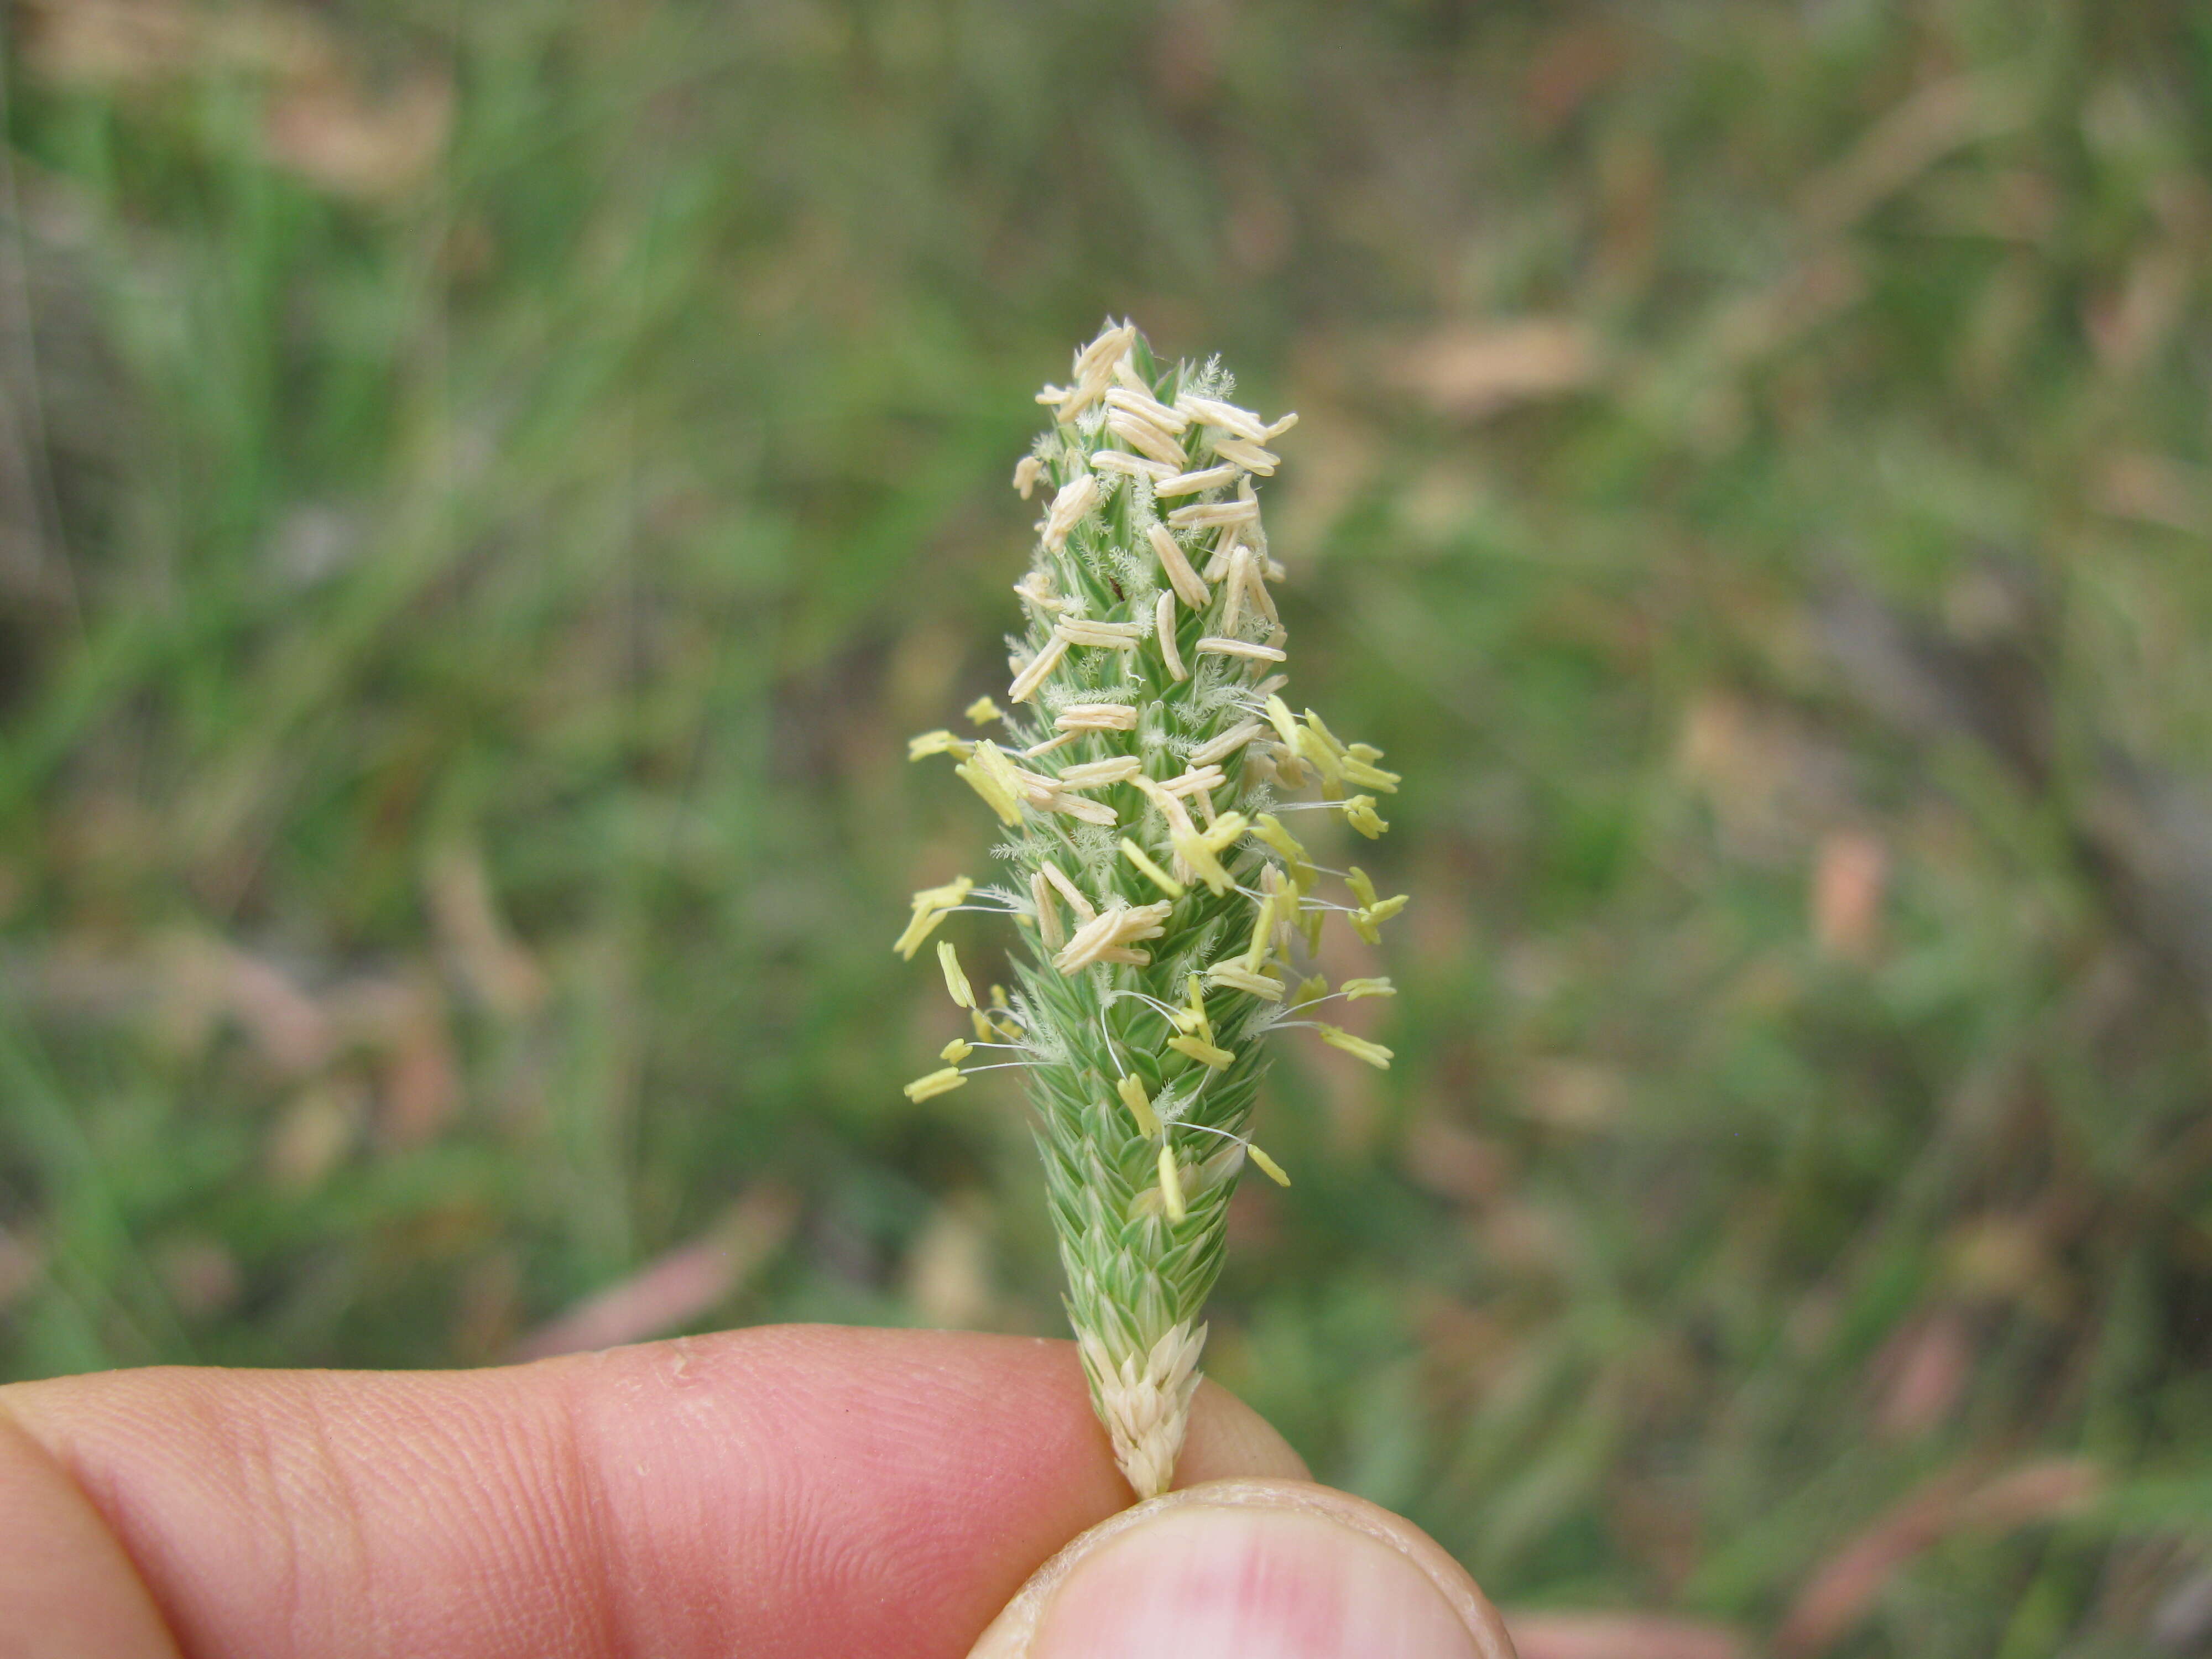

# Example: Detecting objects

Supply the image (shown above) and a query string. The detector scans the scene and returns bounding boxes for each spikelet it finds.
[896,322,1408,1497]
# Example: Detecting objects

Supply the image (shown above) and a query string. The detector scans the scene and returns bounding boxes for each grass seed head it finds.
[895,321,1411,1497]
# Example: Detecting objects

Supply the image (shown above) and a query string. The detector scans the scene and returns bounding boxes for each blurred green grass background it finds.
[6,1,2212,1652]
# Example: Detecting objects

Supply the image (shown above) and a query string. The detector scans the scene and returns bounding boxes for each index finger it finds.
[0,1324,1306,1659]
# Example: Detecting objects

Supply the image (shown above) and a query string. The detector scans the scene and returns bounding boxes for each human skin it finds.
[0,1324,1321,1658]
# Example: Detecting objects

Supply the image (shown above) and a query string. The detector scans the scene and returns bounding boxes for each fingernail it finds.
[973,1479,1511,1659]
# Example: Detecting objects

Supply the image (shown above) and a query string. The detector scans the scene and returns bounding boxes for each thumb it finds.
[967,1478,1516,1659]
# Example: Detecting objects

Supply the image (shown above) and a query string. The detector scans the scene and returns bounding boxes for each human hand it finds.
[0,1324,1512,1658]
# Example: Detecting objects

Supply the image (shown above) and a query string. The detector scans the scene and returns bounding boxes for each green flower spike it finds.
[897,321,1407,1497]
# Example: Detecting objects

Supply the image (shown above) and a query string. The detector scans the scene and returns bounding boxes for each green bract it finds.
[899,322,1407,1496]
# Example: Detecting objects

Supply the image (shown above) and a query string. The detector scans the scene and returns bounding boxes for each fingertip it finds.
[1176,1379,1311,1487]
[0,1404,183,1659]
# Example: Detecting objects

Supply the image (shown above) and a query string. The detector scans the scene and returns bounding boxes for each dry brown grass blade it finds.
[426,841,549,1019]
[1506,1611,1750,1659]
[156,933,334,1076]
[0,1224,45,1313]
[263,67,453,202]
[19,0,329,88]
[1777,1457,2101,1655]
[903,1194,998,1331]
[1384,319,1603,420]
[1796,70,2032,239]
[2094,453,2212,538]
[1704,253,1866,371]
[1811,830,1888,964]
[23,0,452,202]
[1867,1306,1973,1440]
[509,1186,800,1360]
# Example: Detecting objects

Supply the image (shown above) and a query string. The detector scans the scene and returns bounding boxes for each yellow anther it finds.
[1315,1025,1393,1070]
[1157,1144,1187,1222]
[894,909,951,956]
[916,877,975,911]
[1295,723,1344,790]
[955,740,1028,827]
[1292,721,1336,765]
[978,985,1021,1043]
[1167,1034,1234,1069]
[1291,974,1330,1008]
[1206,962,1284,1000]
[1341,754,1401,794]
[1177,974,1213,1042]
[893,876,974,959]
[1241,893,1279,972]
[1200,810,1250,854]
[1341,977,1396,1000]
[937,940,976,1009]
[1343,796,1388,839]
[1260,695,1308,785]
[1120,837,1186,898]
[908,729,971,761]
[1247,1143,1292,1187]
[1251,814,1317,890]
[1346,867,1379,909]
[1302,707,1348,760]
[1117,1073,1161,1136]
[1353,891,1409,943]
[902,1067,969,1102]
[964,695,1005,726]
[1171,826,1234,896]
[940,1037,974,1063]
[954,759,1022,825]
[975,737,1026,792]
